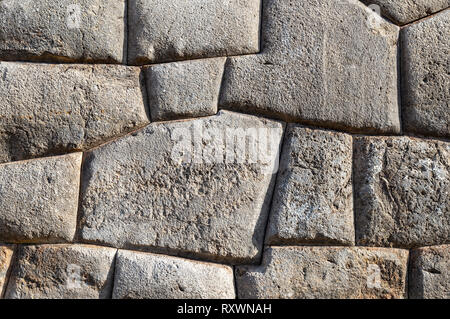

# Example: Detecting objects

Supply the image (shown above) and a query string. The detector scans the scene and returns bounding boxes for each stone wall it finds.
[0,0,448,299]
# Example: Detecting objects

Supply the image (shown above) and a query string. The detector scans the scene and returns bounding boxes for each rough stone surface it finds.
[401,10,450,138]
[0,245,14,298]
[354,136,449,248]
[0,153,82,243]
[79,111,284,264]
[236,246,409,299]
[361,0,450,25]
[220,0,400,134]
[266,125,354,246]
[145,57,225,121]
[113,250,235,299]
[5,244,117,299]
[0,0,126,63]
[0,62,149,163]
[409,245,450,299]
[128,0,260,64]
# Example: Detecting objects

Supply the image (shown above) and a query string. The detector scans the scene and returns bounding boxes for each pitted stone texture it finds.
[0,0,125,63]
[128,0,260,64]
[0,153,82,243]
[354,136,449,248]
[145,58,225,121]
[0,245,14,298]
[79,111,283,264]
[266,125,354,246]
[410,245,450,299]
[361,0,450,25]
[5,244,116,299]
[113,250,235,299]
[0,62,149,163]
[220,0,400,134]
[401,10,450,138]
[236,246,408,299]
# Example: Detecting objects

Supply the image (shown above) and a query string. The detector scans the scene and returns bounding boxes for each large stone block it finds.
[409,245,449,299]
[0,153,82,243]
[236,246,409,299]
[0,245,14,298]
[128,0,260,64]
[220,0,400,134]
[401,10,450,138]
[145,57,225,121]
[266,125,354,246]
[5,244,117,299]
[113,250,235,299]
[79,111,284,264]
[0,0,126,63]
[354,136,449,248]
[0,62,149,163]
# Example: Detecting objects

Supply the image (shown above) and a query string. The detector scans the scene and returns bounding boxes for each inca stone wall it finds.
[0,0,448,300]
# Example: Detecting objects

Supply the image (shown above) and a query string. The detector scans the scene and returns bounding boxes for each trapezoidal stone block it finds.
[401,10,450,138]
[113,250,235,299]
[0,153,82,244]
[354,136,449,248]
[0,0,126,63]
[266,125,354,246]
[128,0,260,64]
[0,62,149,163]
[79,111,284,264]
[235,246,409,299]
[220,0,400,134]
[4,244,117,299]
[0,245,15,298]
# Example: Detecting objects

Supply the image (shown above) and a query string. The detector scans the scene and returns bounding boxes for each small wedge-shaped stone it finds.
[128,0,260,64]
[0,245,14,298]
[5,244,116,299]
[0,0,126,63]
[266,125,354,246]
[361,0,450,25]
[113,250,235,299]
[236,246,409,299]
[0,153,82,243]
[80,111,284,264]
[220,0,400,134]
[354,136,449,248]
[0,62,149,163]
[410,245,450,299]
[401,10,450,138]
[145,57,225,121]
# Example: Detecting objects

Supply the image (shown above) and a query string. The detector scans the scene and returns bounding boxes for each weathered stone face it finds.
[145,58,225,121]
[5,244,117,299]
[354,136,449,248]
[409,245,450,299]
[220,0,400,134]
[113,250,235,299]
[0,0,126,63]
[79,111,284,264]
[0,153,82,244]
[266,125,354,246]
[360,0,450,25]
[401,10,450,138]
[236,246,409,299]
[0,62,149,163]
[127,0,260,64]
[0,245,14,298]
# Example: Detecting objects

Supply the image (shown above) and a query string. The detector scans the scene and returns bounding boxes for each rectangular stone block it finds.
[113,250,235,299]
[0,153,82,243]
[236,246,409,299]
[0,62,149,163]
[5,244,117,299]
[79,111,284,264]
[354,136,449,248]
[0,245,14,298]
[266,125,354,246]
[128,0,260,64]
